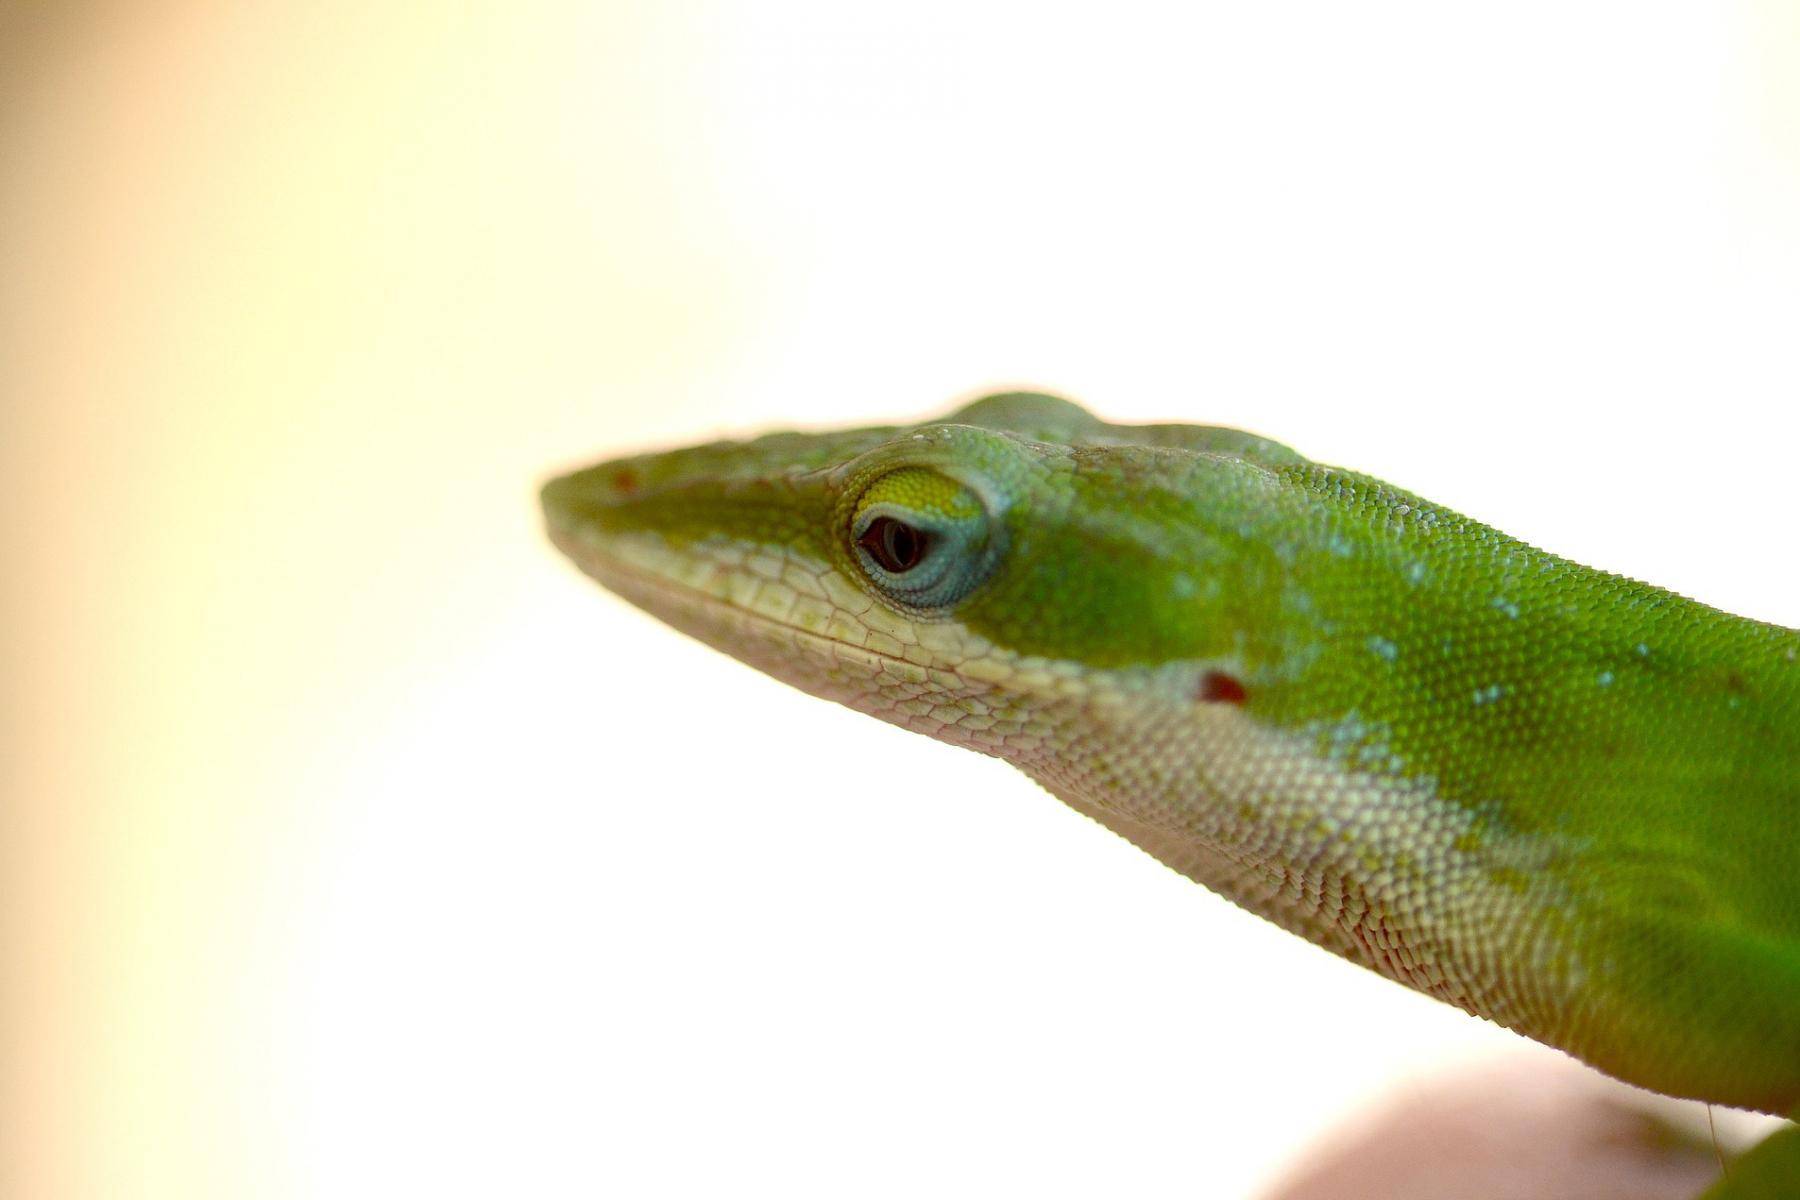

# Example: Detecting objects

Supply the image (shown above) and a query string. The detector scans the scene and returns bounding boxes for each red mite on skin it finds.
[1199,671,1248,705]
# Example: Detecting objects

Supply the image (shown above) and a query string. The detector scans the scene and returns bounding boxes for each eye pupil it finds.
[860,516,929,573]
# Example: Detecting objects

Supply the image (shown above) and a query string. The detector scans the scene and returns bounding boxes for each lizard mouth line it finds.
[552,525,938,678]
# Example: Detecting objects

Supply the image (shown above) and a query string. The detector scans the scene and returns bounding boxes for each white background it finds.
[6,2,1798,1197]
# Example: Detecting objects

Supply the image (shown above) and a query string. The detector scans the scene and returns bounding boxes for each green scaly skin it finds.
[541,393,1799,1195]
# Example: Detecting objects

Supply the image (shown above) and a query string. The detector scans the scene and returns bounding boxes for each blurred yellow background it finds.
[5,2,1797,1197]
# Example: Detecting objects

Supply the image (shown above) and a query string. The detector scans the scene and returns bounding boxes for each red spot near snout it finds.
[1198,671,1248,705]
[610,468,640,495]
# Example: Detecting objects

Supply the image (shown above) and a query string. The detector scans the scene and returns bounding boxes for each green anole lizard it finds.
[542,393,1799,1197]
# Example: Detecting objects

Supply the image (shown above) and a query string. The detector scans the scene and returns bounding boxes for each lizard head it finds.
[540,392,1309,763]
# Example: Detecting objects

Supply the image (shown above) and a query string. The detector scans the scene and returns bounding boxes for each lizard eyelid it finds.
[849,467,998,610]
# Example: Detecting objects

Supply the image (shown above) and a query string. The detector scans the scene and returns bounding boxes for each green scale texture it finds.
[543,393,1800,1126]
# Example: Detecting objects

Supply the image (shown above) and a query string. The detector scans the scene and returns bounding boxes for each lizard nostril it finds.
[1198,671,1248,705]
[610,468,640,496]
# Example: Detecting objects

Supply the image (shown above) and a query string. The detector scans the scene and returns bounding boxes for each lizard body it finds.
[542,393,1800,1195]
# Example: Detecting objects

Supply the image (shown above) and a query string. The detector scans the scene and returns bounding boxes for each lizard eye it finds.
[858,516,929,573]
[849,467,996,610]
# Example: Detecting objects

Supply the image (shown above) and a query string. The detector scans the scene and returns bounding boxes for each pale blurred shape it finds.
[1265,1049,1784,1200]
[4,2,1796,1198]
